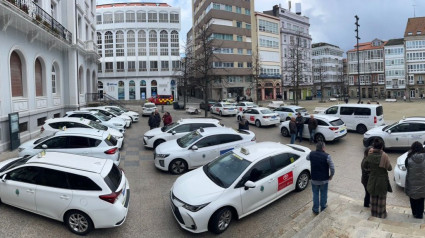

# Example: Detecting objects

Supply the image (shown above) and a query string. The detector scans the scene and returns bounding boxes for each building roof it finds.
[97,2,171,9]
[347,39,387,53]
[385,38,404,46]
[312,42,340,49]
[255,11,280,21]
[404,17,425,37]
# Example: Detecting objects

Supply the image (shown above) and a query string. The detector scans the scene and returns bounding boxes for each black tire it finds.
[169,159,188,175]
[295,171,310,191]
[153,139,165,149]
[219,111,222,117]
[356,124,367,134]
[314,134,325,143]
[286,117,291,121]
[208,207,233,234]
[64,210,93,236]
[255,120,261,128]
[281,127,289,137]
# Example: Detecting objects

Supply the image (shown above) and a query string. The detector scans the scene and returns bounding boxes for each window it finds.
[67,136,97,148]
[236,7,241,14]
[171,31,179,56]
[220,134,242,144]
[272,153,299,171]
[97,32,102,57]
[161,61,169,71]
[105,62,113,72]
[96,15,102,24]
[247,49,252,55]
[37,117,46,126]
[236,21,242,28]
[245,9,250,15]
[116,62,124,72]
[37,168,68,189]
[128,61,136,72]
[138,30,147,56]
[150,61,158,71]
[354,108,371,116]
[224,5,232,11]
[247,62,252,68]
[115,31,124,56]
[237,48,243,54]
[159,11,168,23]
[68,173,101,191]
[325,106,338,115]
[149,30,158,56]
[35,58,43,96]
[104,31,113,57]
[103,13,112,24]
[39,136,67,149]
[210,33,233,41]
[114,11,124,23]
[246,23,251,30]
[196,135,221,148]
[8,166,41,184]
[259,35,279,48]
[19,122,28,132]
[340,107,354,115]
[139,61,147,71]
[172,61,180,70]
[148,11,157,22]
[137,11,146,22]
[258,19,278,34]
[170,12,179,23]
[53,113,60,118]
[214,48,234,54]
[238,62,243,68]
[245,159,273,182]
[51,65,57,94]
[213,62,234,68]
[125,11,135,22]
[160,30,169,56]
[127,30,135,56]
[237,36,243,42]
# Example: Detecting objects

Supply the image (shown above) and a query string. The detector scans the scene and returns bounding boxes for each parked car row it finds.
[2,105,139,235]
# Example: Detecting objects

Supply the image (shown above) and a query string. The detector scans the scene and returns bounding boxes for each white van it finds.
[321,104,384,134]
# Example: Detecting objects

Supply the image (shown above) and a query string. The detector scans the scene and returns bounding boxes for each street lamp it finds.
[355,15,361,103]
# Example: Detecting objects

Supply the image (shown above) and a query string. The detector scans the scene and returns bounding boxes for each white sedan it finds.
[141,103,157,116]
[170,142,311,234]
[280,114,347,142]
[235,101,258,112]
[104,105,139,122]
[274,106,309,121]
[210,103,237,116]
[154,127,256,174]
[236,107,280,127]
[394,145,425,188]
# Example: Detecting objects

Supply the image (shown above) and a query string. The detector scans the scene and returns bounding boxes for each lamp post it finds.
[355,15,361,103]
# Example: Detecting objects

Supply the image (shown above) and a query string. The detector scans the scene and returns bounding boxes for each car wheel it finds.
[209,207,233,234]
[169,159,188,175]
[255,120,261,128]
[356,124,367,134]
[219,111,222,116]
[281,127,289,137]
[153,139,165,149]
[237,115,241,121]
[286,117,291,121]
[295,171,310,191]
[314,134,325,143]
[64,210,93,236]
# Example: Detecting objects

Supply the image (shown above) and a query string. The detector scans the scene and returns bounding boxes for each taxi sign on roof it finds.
[240,147,249,155]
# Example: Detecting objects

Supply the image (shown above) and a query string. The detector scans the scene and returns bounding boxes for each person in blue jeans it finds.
[289,117,297,144]
[307,142,335,214]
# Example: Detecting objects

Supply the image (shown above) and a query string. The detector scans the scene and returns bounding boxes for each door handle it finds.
[268,178,275,183]
[26,189,34,194]
[60,195,70,200]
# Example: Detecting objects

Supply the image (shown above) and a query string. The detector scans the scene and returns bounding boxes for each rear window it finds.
[354,108,371,116]
[330,119,344,126]
[105,134,118,146]
[104,164,122,192]
[376,106,383,116]
[68,173,102,191]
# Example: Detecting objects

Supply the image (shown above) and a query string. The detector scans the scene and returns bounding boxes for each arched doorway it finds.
[118,80,125,100]
[98,81,104,99]
[140,80,146,99]
[129,80,135,99]
[151,80,157,97]
[86,69,90,93]
[78,66,84,94]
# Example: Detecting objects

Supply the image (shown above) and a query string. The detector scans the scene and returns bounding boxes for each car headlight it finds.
[397,164,406,171]
[145,135,154,140]
[18,148,25,152]
[156,154,169,158]
[113,123,123,127]
[183,202,210,212]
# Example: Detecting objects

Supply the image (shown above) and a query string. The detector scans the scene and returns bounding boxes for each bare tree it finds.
[177,39,195,109]
[286,33,304,105]
[313,58,326,102]
[250,47,261,104]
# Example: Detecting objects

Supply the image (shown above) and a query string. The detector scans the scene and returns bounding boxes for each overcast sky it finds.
[97,0,425,53]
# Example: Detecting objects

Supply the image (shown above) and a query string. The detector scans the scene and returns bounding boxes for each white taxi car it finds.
[40,118,124,148]
[210,102,237,116]
[65,111,126,133]
[81,107,132,128]
[141,103,157,116]
[154,127,256,174]
[18,128,121,165]
[393,145,425,187]
[143,118,222,149]
[0,152,130,235]
[363,117,425,149]
[274,106,309,121]
[280,114,347,142]
[170,142,311,234]
[104,105,139,122]
[235,101,258,112]
[236,107,280,127]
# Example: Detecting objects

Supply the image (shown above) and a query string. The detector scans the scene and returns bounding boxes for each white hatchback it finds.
[280,114,347,142]
[0,152,130,235]
[274,106,309,121]
[141,102,157,116]
[40,118,124,148]
[170,142,311,234]
[154,127,256,174]
[81,107,132,128]
[18,128,121,165]
[210,102,237,116]
[65,111,126,133]
[104,106,139,122]
[237,107,280,127]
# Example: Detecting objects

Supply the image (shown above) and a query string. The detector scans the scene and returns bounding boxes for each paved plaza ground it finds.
[0,99,423,237]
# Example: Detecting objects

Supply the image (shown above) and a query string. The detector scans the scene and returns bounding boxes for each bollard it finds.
[161,105,164,113]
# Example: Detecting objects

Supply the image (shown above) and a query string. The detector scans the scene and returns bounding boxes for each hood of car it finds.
[110,117,126,125]
[144,127,163,137]
[127,111,138,116]
[364,126,386,137]
[155,139,184,154]
[173,167,225,205]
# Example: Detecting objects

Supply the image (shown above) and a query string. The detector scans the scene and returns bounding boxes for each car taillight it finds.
[329,127,338,131]
[263,116,270,119]
[374,116,377,124]
[40,126,44,132]
[104,147,118,154]
[99,189,122,204]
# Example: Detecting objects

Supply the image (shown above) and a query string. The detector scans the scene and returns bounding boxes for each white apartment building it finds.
[0,0,98,152]
[264,4,313,101]
[384,38,405,99]
[96,3,181,101]
[312,43,344,98]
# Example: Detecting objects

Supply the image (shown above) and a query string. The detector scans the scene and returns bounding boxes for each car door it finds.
[34,136,68,154]
[65,136,93,156]
[188,135,222,167]
[0,166,41,212]
[387,123,411,148]
[239,158,276,215]
[409,123,425,145]
[271,153,300,197]
[166,124,192,141]
[218,134,243,154]
[35,168,73,220]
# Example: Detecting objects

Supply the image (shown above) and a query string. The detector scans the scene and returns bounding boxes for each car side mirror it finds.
[171,130,176,135]
[1,174,6,182]
[244,181,256,190]
[387,130,392,134]
[191,145,198,150]
[42,144,48,149]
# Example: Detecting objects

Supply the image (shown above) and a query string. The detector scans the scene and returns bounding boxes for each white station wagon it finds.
[0,152,130,235]
[236,107,280,127]
[170,142,311,234]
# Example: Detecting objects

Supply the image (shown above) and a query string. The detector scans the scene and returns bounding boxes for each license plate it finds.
[272,116,276,119]
[340,129,345,133]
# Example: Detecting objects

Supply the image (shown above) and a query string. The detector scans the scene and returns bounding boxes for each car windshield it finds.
[118,106,129,112]
[330,119,344,126]
[107,107,123,114]
[260,109,273,114]
[107,109,122,116]
[383,122,398,131]
[89,121,108,131]
[296,108,307,113]
[95,112,111,121]
[0,157,31,173]
[145,104,156,108]
[161,122,177,132]
[203,152,251,188]
[176,130,203,148]
[34,135,53,144]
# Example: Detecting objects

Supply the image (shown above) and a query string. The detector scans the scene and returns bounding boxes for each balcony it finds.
[417,81,424,85]
[85,40,98,53]
[4,0,72,44]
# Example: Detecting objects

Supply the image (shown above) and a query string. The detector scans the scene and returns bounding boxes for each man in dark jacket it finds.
[148,112,155,129]
[238,115,249,130]
[289,117,297,144]
[295,113,304,142]
[153,109,161,128]
[308,114,318,144]
[307,142,335,214]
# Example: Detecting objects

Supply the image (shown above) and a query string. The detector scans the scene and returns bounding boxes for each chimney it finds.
[288,1,291,12]
[272,4,279,17]
[296,3,301,15]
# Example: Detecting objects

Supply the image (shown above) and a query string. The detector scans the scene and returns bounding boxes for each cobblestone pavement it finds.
[0,100,420,237]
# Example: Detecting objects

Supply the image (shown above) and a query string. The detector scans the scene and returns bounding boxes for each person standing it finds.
[404,141,425,219]
[295,113,305,142]
[308,114,318,144]
[148,112,155,130]
[238,115,249,130]
[361,146,373,207]
[162,112,172,126]
[365,139,392,218]
[307,142,335,214]
[289,117,297,144]
[153,109,161,128]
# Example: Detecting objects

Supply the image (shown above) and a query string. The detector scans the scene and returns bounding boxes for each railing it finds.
[86,93,126,108]
[4,0,72,44]
[417,81,424,85]
[393,85,399,89]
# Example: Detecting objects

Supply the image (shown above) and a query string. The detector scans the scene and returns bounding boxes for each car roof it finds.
[177,118,220,124]
[251,107,272,111]
[400,117,425,122]
[331,104,381,108]
[26,152,108,174]
[55,128,106,138]
[283,105,304,109]
[309,114,341,121]
[45,117,91,125]
[198,127,241,136]
[66,110,97,115]
[233,142,295,163]
[144,102,156,105]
